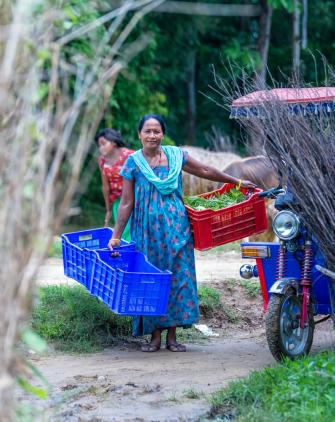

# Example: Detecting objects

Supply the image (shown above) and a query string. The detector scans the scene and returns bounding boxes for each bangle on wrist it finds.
[112,238,121,244]
[236,179,242,189]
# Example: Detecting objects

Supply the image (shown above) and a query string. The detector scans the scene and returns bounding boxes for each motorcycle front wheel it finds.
[265,289,314,362]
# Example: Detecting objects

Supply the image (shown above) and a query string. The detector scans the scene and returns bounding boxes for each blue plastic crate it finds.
[90,250,171,316]
[61,227,135,288]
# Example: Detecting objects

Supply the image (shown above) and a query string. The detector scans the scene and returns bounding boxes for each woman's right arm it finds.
[108,178,134,247]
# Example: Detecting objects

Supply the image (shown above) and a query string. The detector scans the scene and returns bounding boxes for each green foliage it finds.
[48,0,335,228]
[31,285,132,352]
[208,352,335,422]
[184,188,245,211]
[17,377,48,400]
[268,0,294,11]
[222,39,260,72]
[21,329,48,353]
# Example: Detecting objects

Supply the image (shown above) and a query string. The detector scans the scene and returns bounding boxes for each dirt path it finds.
[22,250,334,422]
[26,330,270,422]
[34,249,245,286]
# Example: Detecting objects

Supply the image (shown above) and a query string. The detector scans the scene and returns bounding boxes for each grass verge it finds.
[32,285,132,352]
[198,285,221,317]
[32,285,208,352]
[206,351,335,422]
[239,279,261,297]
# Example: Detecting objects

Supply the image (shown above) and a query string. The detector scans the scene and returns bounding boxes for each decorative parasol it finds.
[230,87,335,118]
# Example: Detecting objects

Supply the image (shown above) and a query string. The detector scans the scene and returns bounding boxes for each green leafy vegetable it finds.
[184,188,246,211]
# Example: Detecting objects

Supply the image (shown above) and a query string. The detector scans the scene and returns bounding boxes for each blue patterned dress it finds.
[120,150,199,336]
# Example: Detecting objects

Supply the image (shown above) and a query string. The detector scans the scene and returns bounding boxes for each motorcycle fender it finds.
[269,278,299,295]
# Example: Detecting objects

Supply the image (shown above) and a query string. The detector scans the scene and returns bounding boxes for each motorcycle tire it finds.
[265,289,314,362]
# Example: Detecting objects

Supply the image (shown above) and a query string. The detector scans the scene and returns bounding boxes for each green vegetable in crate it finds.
[184,188,246,211]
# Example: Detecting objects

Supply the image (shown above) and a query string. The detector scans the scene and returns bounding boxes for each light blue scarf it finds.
[131,145,183,195]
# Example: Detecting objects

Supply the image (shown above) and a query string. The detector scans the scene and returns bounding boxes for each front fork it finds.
[300,240,312,328]
[277,239,312,328]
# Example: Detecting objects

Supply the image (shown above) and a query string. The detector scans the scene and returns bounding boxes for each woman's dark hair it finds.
[137,114,166,134]
[95,128,125,147]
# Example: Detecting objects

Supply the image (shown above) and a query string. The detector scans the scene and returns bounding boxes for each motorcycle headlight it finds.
[273,211,300,240]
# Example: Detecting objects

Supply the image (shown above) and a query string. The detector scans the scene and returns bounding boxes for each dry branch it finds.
[0,1,157,419]
[212,69,335,270]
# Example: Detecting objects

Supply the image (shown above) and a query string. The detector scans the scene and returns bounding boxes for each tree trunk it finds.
[292,0,301,80]
[302,0,308,49]
[186,49,197,145]
[256,0,273,86]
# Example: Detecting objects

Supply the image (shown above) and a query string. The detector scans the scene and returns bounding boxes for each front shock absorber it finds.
[276,240,286,280]
[300,240,313,328]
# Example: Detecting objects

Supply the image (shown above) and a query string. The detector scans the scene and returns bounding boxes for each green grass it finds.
[32,285,132,352]
[31,285,208,352]
[183,388,202,399]
[198,285,221,317]
[207,352,335,422]
[239,279,261,297]
[221,303,238,323]
[197,285,238,323]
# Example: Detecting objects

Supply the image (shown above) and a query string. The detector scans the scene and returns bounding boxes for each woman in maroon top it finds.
[95,128,134,240]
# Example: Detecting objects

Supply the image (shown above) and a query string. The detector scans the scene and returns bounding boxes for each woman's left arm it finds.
[183,155,256,189]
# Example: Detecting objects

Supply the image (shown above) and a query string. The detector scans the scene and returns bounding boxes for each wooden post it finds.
[256,0,273,85]
[186,49,197,145]
[292,0,301,79]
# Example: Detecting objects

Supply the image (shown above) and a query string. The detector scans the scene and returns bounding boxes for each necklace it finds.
[144,149,162,169]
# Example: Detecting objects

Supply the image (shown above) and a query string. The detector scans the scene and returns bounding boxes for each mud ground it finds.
[18,249,335,422]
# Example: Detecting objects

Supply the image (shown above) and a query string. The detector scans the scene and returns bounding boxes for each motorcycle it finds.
[231,88,335,361]
[240,187,335,361]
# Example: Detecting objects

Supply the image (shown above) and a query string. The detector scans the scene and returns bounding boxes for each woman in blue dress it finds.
[108,114,255,352]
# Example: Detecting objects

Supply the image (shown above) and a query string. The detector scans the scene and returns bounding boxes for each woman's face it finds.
[138,118,164,151]
[98,137,117,157]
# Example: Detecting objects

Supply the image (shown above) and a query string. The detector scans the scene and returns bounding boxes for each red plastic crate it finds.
[185,184,268,251]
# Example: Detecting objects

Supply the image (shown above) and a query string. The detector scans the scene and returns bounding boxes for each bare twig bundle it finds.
[204,126,235,152]
[246,102,335,269]
[0,0,160,418]
[213,69,335,270]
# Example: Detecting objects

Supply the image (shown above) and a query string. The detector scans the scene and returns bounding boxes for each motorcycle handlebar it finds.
[258,187,285,198]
